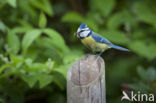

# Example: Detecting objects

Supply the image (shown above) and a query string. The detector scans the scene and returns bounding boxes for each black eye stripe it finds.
[79,30,85,33]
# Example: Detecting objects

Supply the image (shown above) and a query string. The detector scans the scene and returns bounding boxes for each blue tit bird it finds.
[75,23,129,56]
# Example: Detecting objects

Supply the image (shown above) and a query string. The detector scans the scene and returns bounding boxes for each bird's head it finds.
[75,23,92,39]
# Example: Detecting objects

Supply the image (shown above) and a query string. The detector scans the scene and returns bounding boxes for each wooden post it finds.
[67,55,106,103]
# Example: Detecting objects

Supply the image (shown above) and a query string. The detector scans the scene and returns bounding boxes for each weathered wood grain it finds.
[67,55,106,103]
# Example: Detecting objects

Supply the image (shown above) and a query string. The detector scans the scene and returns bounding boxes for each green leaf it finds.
[30,0,53,16]
[107,10,134,29]
[7,0,16,8]
[22,29,42,51]
[137,66,147,82]
[54,64,71,78]
[100,29,129,44]
[25,58,33,68]
[18,0,38,21]
[30,63,46,72]
[23,47,38,60]
[38,12,47,28]
[37,74,53,88]
[0,63,11,74]
[0,21,6,32]
[0,0,8,8]
[62,12,98,30]
[146,67,156,82]
[61,12,84,23]
[135,1,156,27]
[131,30,146,40]
[91,0,115,16]
[52,73,66,90]
[84,19,99,31]
[7,30,20,54]
[129,41,156,60]
[148,43,156,59]
[12,26,32,34]
[21,73,38,88]
[43,28,69,53]
[136,66,156,82]
[18,20,33,28]
[10,54,24,64]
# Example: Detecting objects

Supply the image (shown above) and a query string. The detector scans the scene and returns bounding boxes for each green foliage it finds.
[129,66,156,93]
[7,0,17,8]
[0,0,156,102]
[22,29,42,52]
[7,30,20,54]
[137,66,156,83]
[62,12,84,23]
[135,0,156,27]
[100,29,129,44]
[38,12,47,28]
[29,0,53,16]
[129,41,156,60]
[90,0,115,16]
[107,10,134,29]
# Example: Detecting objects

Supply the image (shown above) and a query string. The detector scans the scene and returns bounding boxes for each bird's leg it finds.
[95,50,104,58]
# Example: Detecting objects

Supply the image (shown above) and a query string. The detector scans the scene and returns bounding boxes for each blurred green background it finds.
[0,0,156,103]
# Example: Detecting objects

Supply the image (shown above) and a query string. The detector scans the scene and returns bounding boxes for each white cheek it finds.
[77,28,81,32]
[80,31,90,37]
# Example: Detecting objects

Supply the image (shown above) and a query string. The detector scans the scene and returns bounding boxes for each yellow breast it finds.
[81,36,109,52]
[81,36,95,46]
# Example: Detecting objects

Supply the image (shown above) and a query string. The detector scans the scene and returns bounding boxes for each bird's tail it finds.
[109,44,129,51]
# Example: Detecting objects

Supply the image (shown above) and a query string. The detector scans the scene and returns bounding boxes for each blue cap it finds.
[79,23,87,29]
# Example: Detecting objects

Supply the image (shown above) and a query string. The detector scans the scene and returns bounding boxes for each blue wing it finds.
[92,33,129,51]
[91,33,111,44]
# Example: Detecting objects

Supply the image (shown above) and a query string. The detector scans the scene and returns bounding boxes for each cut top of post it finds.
[67,55,105,87]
